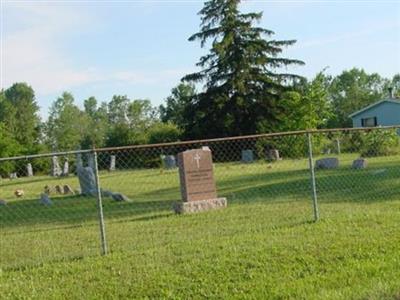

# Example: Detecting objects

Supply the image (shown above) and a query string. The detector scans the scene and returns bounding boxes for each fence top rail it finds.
[0,149,93,162]
[0,125,399,162]
[95,125,400,152]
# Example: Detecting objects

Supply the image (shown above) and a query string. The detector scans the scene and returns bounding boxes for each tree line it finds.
[0,0,399,159]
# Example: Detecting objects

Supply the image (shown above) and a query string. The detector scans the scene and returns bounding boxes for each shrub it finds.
[360,129,399,157]
[147,122,182,144]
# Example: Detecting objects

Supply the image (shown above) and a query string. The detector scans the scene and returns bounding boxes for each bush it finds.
[147,122,182,144]
[360,129,399,157]
[255,133,331,160]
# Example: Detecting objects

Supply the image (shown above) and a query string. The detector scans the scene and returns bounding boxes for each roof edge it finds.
[349,99,400,118]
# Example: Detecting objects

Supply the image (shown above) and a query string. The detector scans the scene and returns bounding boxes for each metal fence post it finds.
[93,150,108,255]
[307,132,319,222]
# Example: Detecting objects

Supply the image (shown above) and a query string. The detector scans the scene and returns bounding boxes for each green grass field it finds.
[0,153,400,299]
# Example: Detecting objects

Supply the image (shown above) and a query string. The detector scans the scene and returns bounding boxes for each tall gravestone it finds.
[26,163,33,177]
[174,148,227,214]
[76,153,83,171]
[51,156,62,177]
[87,153,95,172]
[76,153,96,195]
[109,155,116,171]
[77,167,97,196]
[62,158,69,176]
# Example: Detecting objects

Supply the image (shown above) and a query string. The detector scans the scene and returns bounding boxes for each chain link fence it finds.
[1,126,399,269]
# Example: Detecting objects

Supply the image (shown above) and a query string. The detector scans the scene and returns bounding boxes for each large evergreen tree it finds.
[182,0,304,138]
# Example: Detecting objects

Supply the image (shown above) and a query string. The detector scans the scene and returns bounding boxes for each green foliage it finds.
[387,73,400,98]
[81,98,108,148]
[1,156,400,298]
[277,71,332,132]
[339,130,400,157]
[106,96,157,147]
[159,83,195,129]
[360,129,399,157]
[328,68,388,128]
[46,92,89,151]
[0,83,40,153]
[182,0,304,138]
[255,133,331,160]
[147,122,182,144]
[0,123,22,176]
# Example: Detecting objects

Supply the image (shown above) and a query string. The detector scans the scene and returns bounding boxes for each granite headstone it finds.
[352,158,367,169]
[174,148,227,213]
[62,158,69,176]
[51,156,62,177]
[267,149,281,161]
[26,163,33,177]
[109,155,116,171]
[164,155,177,169]
[241,150,254,163]
[77,167,97,195]
[315,157,339,169]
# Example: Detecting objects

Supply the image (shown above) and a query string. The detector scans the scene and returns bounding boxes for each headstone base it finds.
[173,198,227,214]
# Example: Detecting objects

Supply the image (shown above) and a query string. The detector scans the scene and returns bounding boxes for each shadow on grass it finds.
[1,162,400,230]
[0,176,68,188]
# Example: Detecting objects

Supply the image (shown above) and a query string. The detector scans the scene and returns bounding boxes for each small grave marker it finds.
[241,150,254,163]
[352,158,367,169]
[267,149,281,161]
[315,157,339,169]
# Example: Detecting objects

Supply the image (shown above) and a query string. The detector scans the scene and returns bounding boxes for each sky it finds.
[1,0,400,119]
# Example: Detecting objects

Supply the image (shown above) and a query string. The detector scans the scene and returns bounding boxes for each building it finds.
[349,89,400,127]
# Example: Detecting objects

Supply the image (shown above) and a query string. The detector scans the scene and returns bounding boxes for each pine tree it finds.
[182,0,304,138]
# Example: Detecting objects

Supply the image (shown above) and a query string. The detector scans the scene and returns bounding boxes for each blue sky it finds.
[1,0,399,119]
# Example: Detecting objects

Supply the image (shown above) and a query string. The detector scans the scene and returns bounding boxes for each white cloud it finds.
[294,20,400,50]
[1,3,194,96]
[111,68,194,86]
[2,3,100,94]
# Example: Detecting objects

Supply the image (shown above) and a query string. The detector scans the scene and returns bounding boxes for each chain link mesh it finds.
[1,127,399,269]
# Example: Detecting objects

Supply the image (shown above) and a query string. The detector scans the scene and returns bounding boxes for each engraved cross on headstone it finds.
[193,153,201,169]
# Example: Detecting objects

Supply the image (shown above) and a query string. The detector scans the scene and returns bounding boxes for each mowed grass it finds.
[0,154,400,299]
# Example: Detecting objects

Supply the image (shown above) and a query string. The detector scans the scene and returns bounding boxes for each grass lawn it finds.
[0,153,399,299]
